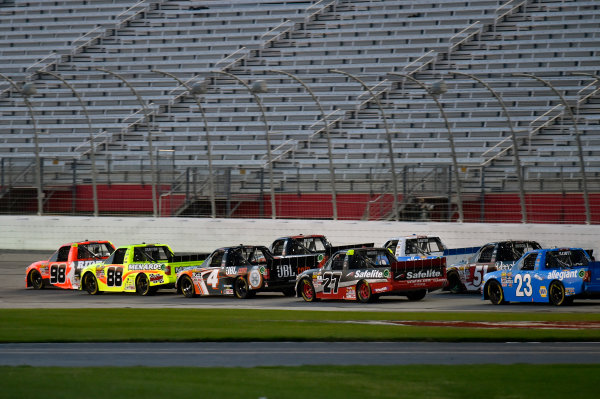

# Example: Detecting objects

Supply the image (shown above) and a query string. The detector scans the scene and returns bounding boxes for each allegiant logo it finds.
[547,270,578,280]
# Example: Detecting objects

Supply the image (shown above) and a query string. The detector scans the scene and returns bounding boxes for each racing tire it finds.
[135,273,154,296]
[406,289,427,301]
[486,280,505,305]
[356,281,373,303]
[299,278,318,302]
[446,271,465,293]
[29,270,44,290]
[179,275,196,298]
[548,281,571,306]
[234,276,255,299]
[83,272,100,295]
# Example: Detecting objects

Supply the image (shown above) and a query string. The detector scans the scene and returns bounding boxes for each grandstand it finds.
[0,0,599,222]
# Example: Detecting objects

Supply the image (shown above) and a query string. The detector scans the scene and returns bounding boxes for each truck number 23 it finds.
[515,274,532,297]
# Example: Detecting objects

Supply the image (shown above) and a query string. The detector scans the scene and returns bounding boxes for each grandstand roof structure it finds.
[1,0,599,220]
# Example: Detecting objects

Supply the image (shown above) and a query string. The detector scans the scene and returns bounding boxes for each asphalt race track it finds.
[3,249,600,312]
[2,342,600,367]
[3,249,600,367]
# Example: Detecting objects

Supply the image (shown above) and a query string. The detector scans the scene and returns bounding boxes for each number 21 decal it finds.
[515,274,532,297]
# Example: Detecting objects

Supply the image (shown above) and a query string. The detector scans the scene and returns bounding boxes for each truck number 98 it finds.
[50,265,67,284]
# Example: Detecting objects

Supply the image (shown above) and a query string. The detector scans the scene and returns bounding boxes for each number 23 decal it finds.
[515,273,532,297]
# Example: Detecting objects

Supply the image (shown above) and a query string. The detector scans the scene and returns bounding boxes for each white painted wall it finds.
[0,216,597,255]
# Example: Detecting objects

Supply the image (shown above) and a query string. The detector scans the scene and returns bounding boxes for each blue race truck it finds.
[482,248,600,306]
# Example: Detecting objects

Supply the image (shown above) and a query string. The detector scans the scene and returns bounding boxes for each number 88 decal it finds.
[106,267,123,287]
[50,264,67,284]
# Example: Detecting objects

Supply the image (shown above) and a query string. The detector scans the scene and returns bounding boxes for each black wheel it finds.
[300,278,318,302]
[549,281,571,306]
[406,289,427,301]
[486,280,505,305]
[356,281,372,303]
[136,273,153,296]
[281,287,296,297]
[179,275,196,298]
[83,272,100,295]
[29,270,44,290]
[234,276,253,299]
[446,271,464,293]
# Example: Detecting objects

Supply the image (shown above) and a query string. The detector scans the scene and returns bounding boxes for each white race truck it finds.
[383,235,480,265]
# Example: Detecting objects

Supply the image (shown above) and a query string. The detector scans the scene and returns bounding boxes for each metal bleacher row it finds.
[1,0,599,203]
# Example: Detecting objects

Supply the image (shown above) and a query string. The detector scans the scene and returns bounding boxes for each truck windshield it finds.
[134,246,172,262]
[545,250,589,269]
[353,250,394,267]
[406,237,444,255]
[78,243,114,259]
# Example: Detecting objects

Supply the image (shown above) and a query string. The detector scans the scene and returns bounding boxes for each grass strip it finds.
[1,364,597,399]
[1,309,600,343]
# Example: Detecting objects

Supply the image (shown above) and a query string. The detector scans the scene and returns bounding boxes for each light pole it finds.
[330,69,399,221]
[151,69,216,218]
[212,70,276,219]
[388,72,464,223]
[450,71,527,223]
[513,73,591,225]
[94,67,158,218]
[39,71,99,217]
[269,69,338,220]
[0,73,43,215]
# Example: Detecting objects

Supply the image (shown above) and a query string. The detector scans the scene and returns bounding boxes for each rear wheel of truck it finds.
[549,281,572,306]
[406,289,427,301]
[29,270,44,290]
[486,280,505,305]
[136,274,154,296]
[446,271,464,293]
[356,281,372,303]
[83,272,100,295]
[180,275,196,298]
[300,278,318,302]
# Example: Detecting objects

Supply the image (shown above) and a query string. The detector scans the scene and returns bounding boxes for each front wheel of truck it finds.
[299,278,318,302]
[179,275,196,298]
[29,270,44,290]
[83,272,100,295]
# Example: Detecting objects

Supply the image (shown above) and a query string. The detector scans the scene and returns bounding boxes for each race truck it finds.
[79,243,207,296]
[176,245,326,299]
[295,247,447,303]
[383,235,479,263]
[483,248,600,306]
[25,240,115,290]
[446,240,541,293]
[270,234,374,271]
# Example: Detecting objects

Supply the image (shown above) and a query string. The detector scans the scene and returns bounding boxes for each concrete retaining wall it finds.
[0,216,597,255]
